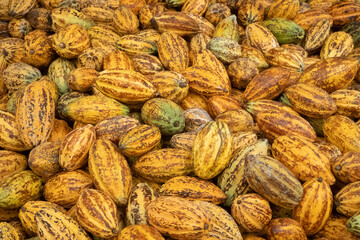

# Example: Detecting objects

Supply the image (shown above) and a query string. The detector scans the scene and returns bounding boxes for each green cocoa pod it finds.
[141,98,185,135]
[48,57,75,95]
[0,170,43,209]
[342,22,360,48]
[347,211,360,236]
[206,37,242,64]
[261,18,305,45]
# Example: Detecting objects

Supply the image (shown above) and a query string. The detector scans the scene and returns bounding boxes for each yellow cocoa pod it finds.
[133,148,193,183]
[192,121,232,180]
[293,9,332,31]
[170,131,197,151]
[264,47,304,72]
[328,1,360,28]
[246,23,279,54]
[76,47,104,71]
[231,193,272,232]
[51,7,95,31]
[323,115,360,153]
[241,44,268,70]
[76,189,121,238]
[267,0,300,20]
[228,58,259,90]
[139,4,166,30]
[320,31,354,59]
[205,3,231,26]
[0,150,27,184]
[158,32,189,72]
[292,178,333,235]
[116,35,157,56]
[103,50,134,71]
[267,218,307,240]
[118,225,164,240]
[332,151,360,184]
[146,196,211,239]
[132,54,164,75]
[330,89,360,118]
[113,6,139,35]
[181,92,209,111]
[237,0,265,26]
[88,139,132,206]
[213,15,241,41]
[160,176,226,204]
[215,109,254,134]
[66,67,98,92]
[44,170,93,208]
[3,62,41,92]
[207,95,242,118]
[24,30,55,68]
[335,181,360,217]
[59,124,96,171]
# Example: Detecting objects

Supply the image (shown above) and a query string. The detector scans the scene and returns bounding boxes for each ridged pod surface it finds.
[264,48,304,72]
[272,135,335,185]
[0,150,27,183]
[237,0,264,26]
[327,2,360,28]
[261,18,304,45]
[246,23,279,54]
[293,9,332,31]
[292,178,333,236]
[330,89,360,118]
[298,57,359,93]
[332,152,360,184]
[245,155,303,209]
[323,115,360,153]
[146,196,211,239]
[113,6,139,35]
[267,218,307,240]
[76,189,120,238]
[51,7,95,31]
[116,35,157,56]
[334,181,360,217]
[304,19,332,52]
[160,176,226,205]
[133,148,193,183]
[192,121,232,180]
[15,81,55,148]
[267,0,300,20]
[88,139,132,206]
[320,31,354,59]
[118,225,165,240]
[23,30,54,68]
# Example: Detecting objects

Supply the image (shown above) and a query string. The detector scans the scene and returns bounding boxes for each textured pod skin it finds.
[189,33,211,64]
[133,148,193,183]
[267,218,307,240]
[237,0,264,26]
[261,18,304,45]
[182,66,231,96]
[170,131,197,151]
[272,135,335,185]
[215,109,253,134]
[246,23,279,54]
[192,121,232,180]
[26,8,52,31]
[116,35,157,56]
[298,57,359,93]
[185,13,215,37]
[59,124,96,171]
[95,115,140,143]
[245,100,316,142]
[282,83,337,118]
[0,221,23,239]
[95,69,157,104]
[76,47,104,71]
[113,6,139,35]
[240,45,268,70]
[118,225,165,240]
[304,18,332,52]
[245,155,303,209]
[148,71,188,104]
[35,207,91,240]
[332,152,360,184]
[244,67,291,102]
[213,15,240,42]
[0,38,25,64]
[62,95,129,124]
[343,22,360,48]
[88,25,122,46]
[264,47,304,72]
[205,3,231,26]
[206,37,242,64]
[0,150,27,183]
[293,9,332,31]
[44,170,93,208]
[267,0,300,20]
[347,211,360,237]
[53,24,90,59]
[66,67,98,92]
[48,57,75,95]
[51,7,95,31]
[126,183,159,225]
[103,50,134,71]
[232,131,258,152]
[196,200,242,240]
[150,11,199,36]
[132,54,164,75]
[335,181,360,217]
[15,81,55,148]
[181,92,209,112]
[231,193,272,232]
[8,0,36,18]
[56,91,88,120]
[330,89,360,118]
[292,178,333,236]
[3,62,41,91]
[328,2,360,28]
[28,141,62,181]
[88,139,132,206]
[146,196,210,239]
[141,98,185,136]
[207,95,242,118]
[139,4,166,30]
[182,0,209,16]
[320,31,354,59]
[0,110,30,151]
[81,6,114,25]
[314,214,359,240]
[0,171,42,209]
[158,32,189,72]
[118,124,161,157]
[0,208,20,223]
[160,176,226,204]
[228,58,259,90]
[76,189,120,238]
[19,201,67,236]
[314,140,342,163]
[323,115,360,153]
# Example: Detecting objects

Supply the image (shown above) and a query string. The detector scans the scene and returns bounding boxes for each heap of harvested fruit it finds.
[1,0,360,239]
